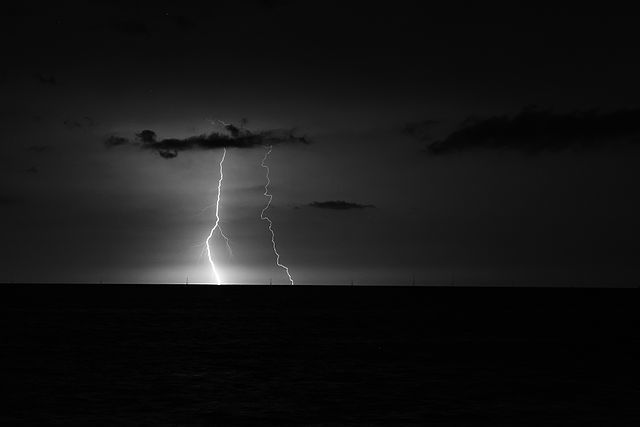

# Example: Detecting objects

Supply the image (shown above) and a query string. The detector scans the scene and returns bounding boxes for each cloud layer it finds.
[105,122,310,158]
[423,107,640,154]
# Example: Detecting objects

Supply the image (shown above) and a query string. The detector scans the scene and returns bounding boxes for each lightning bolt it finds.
[205,147,232,285]
[260,145,294,285]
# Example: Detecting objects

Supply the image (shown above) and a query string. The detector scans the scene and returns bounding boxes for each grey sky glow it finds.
[2,1,640,285]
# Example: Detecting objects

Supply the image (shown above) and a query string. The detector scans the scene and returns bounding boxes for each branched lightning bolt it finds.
[205,148,232,285]
[260,145,294,285]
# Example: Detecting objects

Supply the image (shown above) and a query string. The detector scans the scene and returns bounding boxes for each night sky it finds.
[2,2,640,285]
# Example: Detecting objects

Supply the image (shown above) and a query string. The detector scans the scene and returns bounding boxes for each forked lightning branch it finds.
[205,144,294,285]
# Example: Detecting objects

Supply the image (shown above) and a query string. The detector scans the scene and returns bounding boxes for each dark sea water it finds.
[1,285,638,426]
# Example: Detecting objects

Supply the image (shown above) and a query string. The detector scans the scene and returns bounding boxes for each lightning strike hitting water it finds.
[260,145,294,285]
[205,148,232,285]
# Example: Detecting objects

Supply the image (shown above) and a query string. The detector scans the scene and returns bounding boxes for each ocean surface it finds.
[1,285,638,426]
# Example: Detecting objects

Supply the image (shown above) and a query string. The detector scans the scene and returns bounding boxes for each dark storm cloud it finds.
[425,108,640,154]
[308,201,375,210]
[104,136,130,147]
[136,130,157,144]
[106,123,310,158]
[158,150,178,159]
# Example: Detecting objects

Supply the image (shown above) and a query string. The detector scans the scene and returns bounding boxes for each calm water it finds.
[1,285,638,426]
